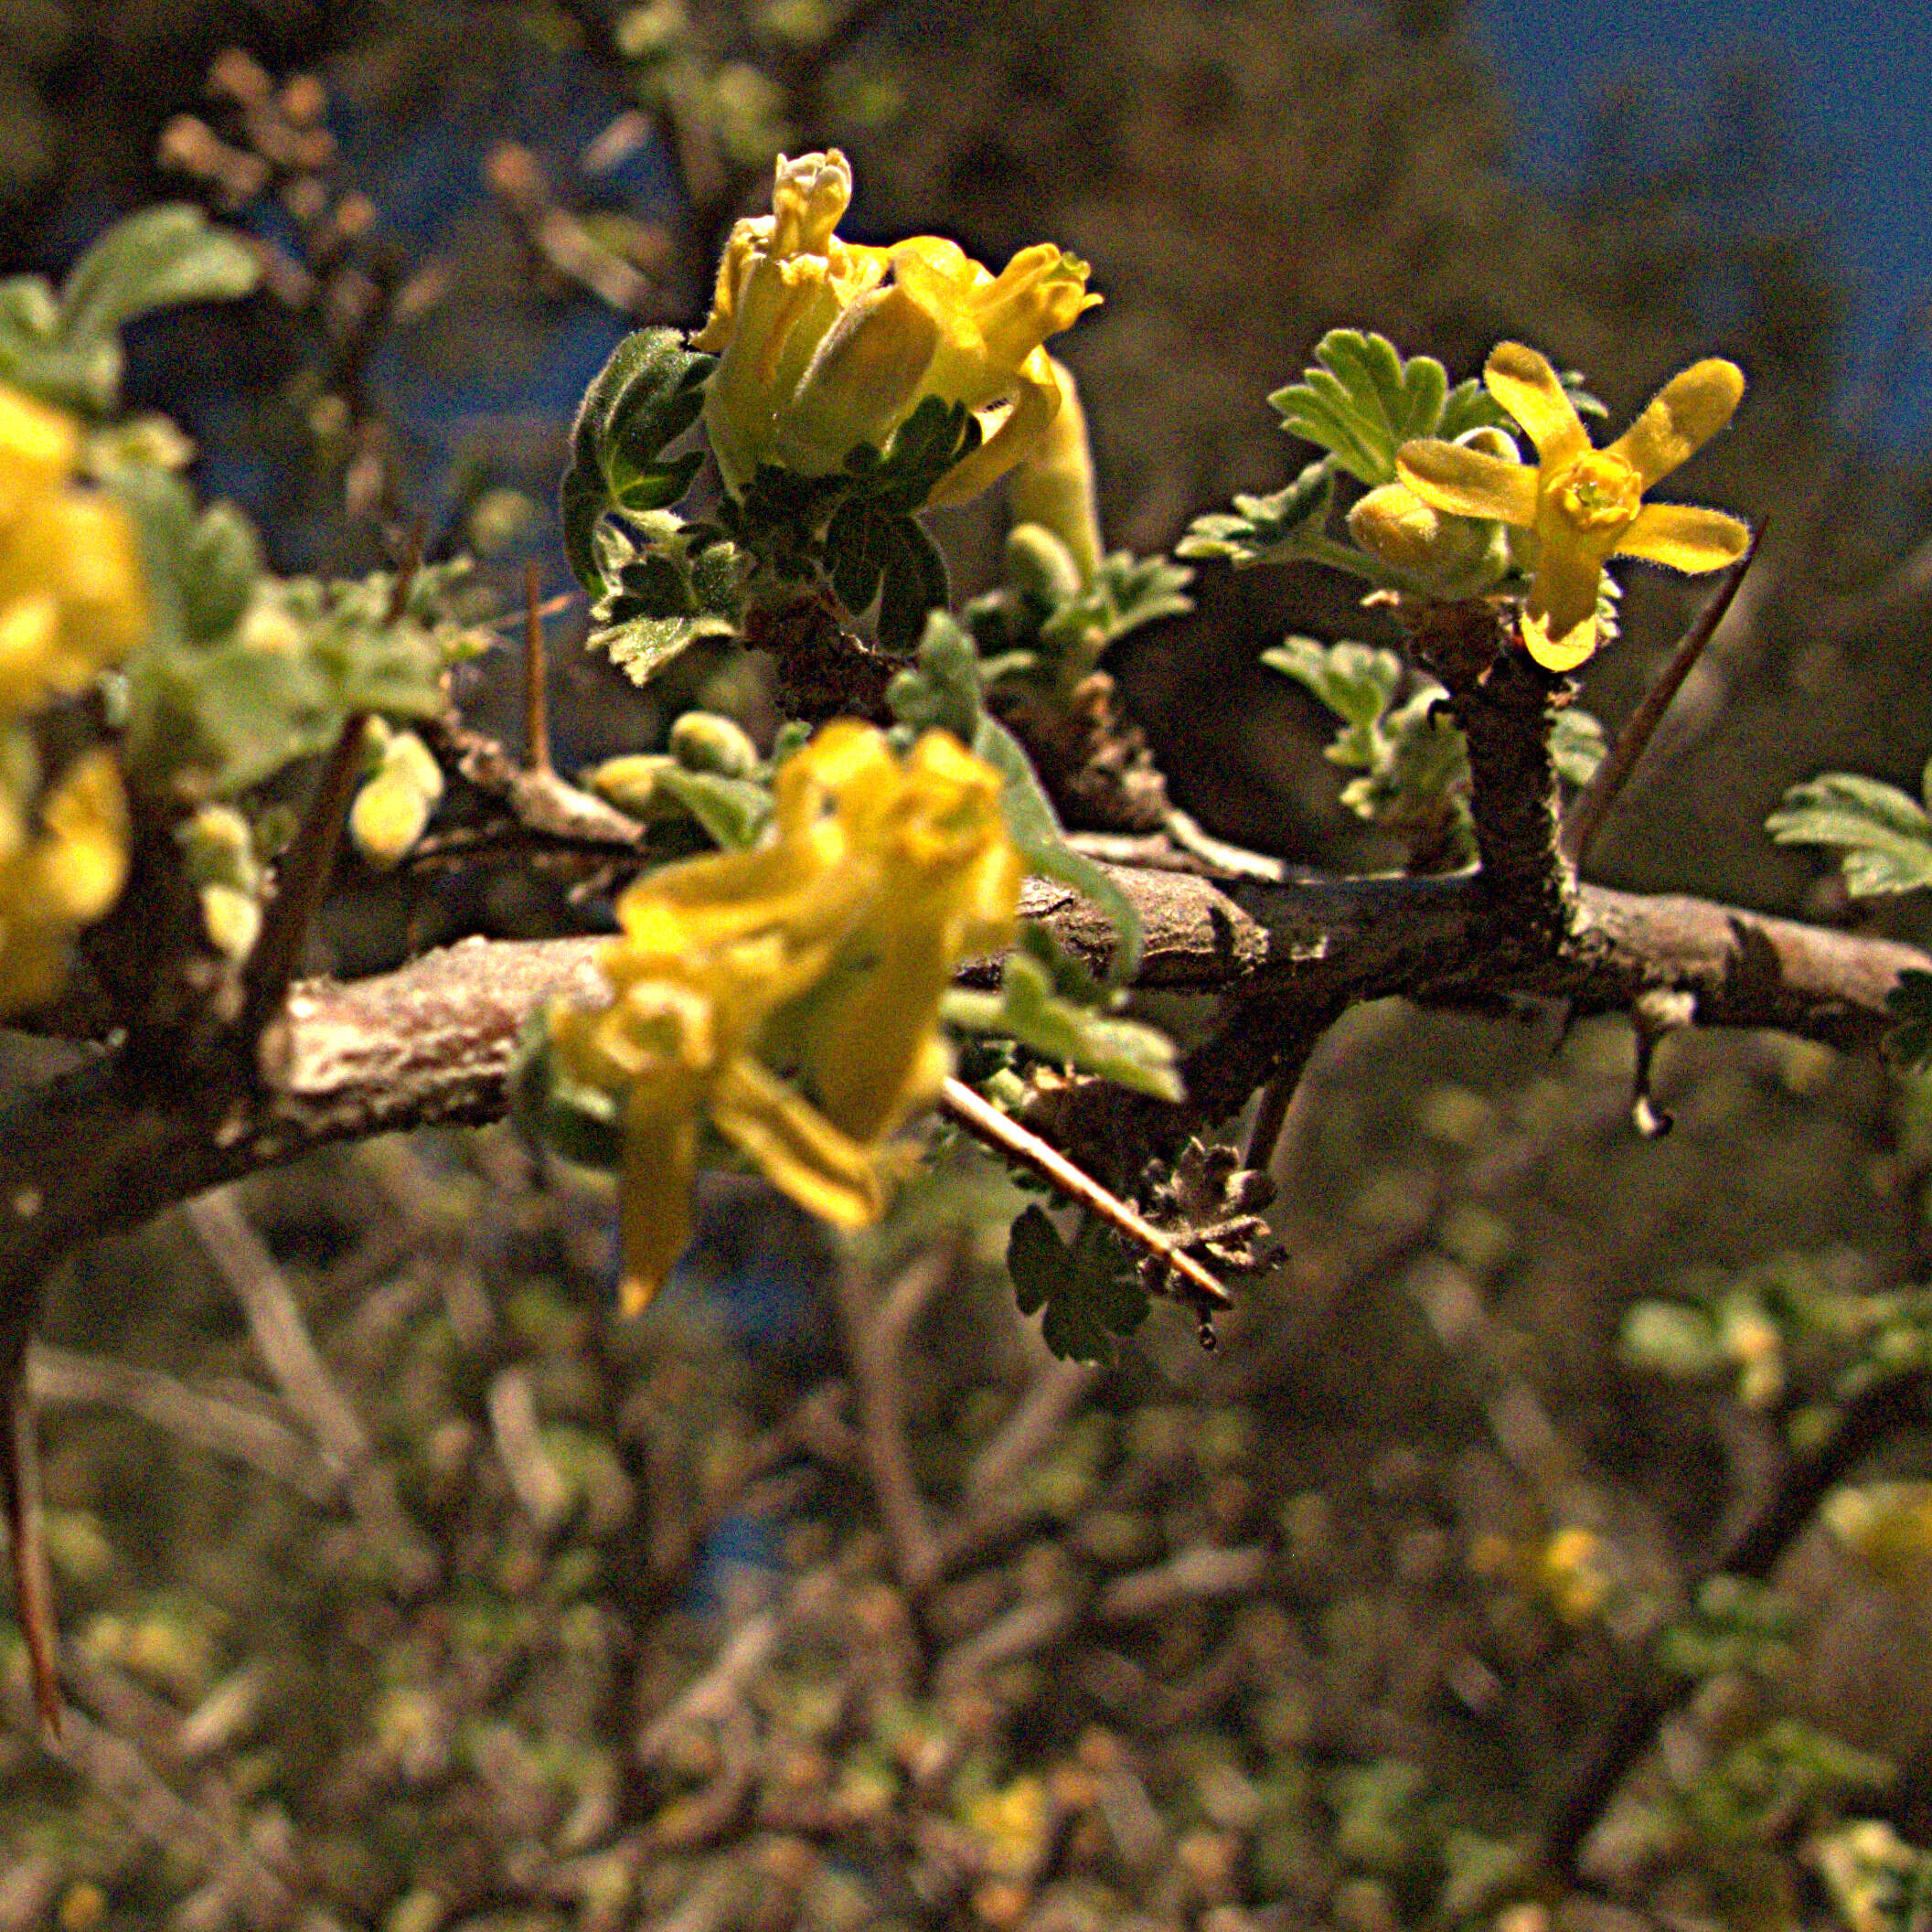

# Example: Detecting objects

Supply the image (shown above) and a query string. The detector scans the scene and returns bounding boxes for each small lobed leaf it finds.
[1267,330,1452,485]
[1006,1204,1149,1365]
[58,204,260,354]
[1177,459,1335,569]
[1551,707,1606,788]
[1767,774,1932,897]
[1885,969,1932,1071]
[942,950,1181,1100]
[592,609,741,688]
[560,327,715,598]
[181,502,263,642]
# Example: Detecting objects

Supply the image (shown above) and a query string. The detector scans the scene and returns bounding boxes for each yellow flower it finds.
[0,746,129,1013]
[549,720,1021,1312]
[1395,343,1749,671]
[693,149,1098,507]
[0,384,146,715]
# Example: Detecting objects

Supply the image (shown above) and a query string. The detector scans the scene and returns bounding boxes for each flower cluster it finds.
[548,720,1023,1311]
[1395,343,1749,670]
[693,149,1098,508]
[0,384,146,1013]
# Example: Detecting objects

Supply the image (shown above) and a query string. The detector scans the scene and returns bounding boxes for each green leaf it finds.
[560,328,715,598]
[1007,1204,1150,1365]
[59,205,260,347]
[117,491,447,797]
[976,714,1144,985]
[943,950,1181,1099]
[1767,774,1932,896]
[847,393,979,513]
[1620,1301,1727,1379]
[586,510,746,686]
[181,501,263,642]
[1552,707,1606,788]
[1267,330,1452,485]
[1265,635,1404,742]
[826,499,948,653]
[1436,375,1513,442]
[592,609,741,687]
[647,765,774,849]
[885,611,982,741]
[887,614,1146,984]
[1177,459,1337,570]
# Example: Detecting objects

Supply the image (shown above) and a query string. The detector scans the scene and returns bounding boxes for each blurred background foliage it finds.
[7,1,1932,1927]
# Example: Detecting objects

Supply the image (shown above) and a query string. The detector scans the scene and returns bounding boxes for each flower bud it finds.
[668,710,760,777]
[1347,481,1509,599]
[349,728,443,870]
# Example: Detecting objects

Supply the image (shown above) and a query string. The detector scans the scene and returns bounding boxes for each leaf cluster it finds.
[0,205,260,416]
[965,524,1194,698]
[112,465,462,800]
[1265,634,1602,864]
[1767,764,1932,900]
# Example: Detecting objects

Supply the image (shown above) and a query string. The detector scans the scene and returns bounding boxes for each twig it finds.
[1094,1544,1268,1624]
[934,1593,1079,1695]
[1561,528,1764,870]
[837,1249,949,1593]
[965,1357,1096,1514]
[27,1343,334,1500]
[522,557,551,776]
[940,1078,1233,1315]
[487,1366,571,1532]
[636,1607,780,1764]
[1241,1001,1345,1173]
[185,1189,437,1591]
[241,710,369,1036]
[1539,1361,1932,1884]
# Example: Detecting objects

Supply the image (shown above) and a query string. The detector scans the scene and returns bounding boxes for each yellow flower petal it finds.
[37,749,126,921]
[925,355,1062,509]
[777,283,943,471]
[1521,540,1605,672]
[712,1054,887,1228]
[616,1083,701,1314]
[1483,343,1588,470]
[1614,501,1752,573]
[1606,358,1745,488]
[1396,438,1539,528]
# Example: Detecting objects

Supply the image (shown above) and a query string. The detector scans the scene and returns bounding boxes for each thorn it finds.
[939,1078,1233,1314]
[3,1372,60,1738]
[1562,525,1766,870]
[522,557,551,776]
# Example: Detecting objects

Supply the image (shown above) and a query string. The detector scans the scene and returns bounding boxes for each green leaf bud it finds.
[667,710,760,777]
[1004,522,1084,603]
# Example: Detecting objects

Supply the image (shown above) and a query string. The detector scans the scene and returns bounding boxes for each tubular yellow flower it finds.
[694,149,1098,505]
[1006,356,1103,583]
[0,384,146,714]
[0,384,145,1012]
[548,720,1021,1313]
[1395,343,1749,671]
[0,746,130,1014]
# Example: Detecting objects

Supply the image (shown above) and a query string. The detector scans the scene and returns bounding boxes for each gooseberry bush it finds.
[5,67,1932,1932]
